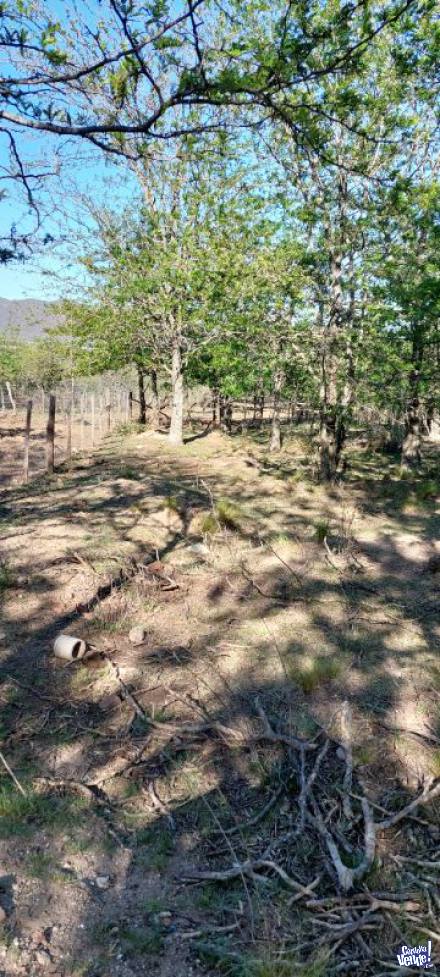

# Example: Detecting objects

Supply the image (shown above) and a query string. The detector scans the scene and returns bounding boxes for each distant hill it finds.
[0,298,62,341]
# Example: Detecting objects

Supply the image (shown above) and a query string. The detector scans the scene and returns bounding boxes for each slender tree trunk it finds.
[319,166,350,481]
[23,399,32,483]
[6,381,15,412]
[150,369,160,429]
[221,397,233,434]
[46,394,56,474]
[212,388,221,428]
[269,369,284,452]
[402,369,422,468]
[319,250,344,480]
[253,391,258,423]
[169,339,184,446]
[137,365,146,425]
[319,291,340,481]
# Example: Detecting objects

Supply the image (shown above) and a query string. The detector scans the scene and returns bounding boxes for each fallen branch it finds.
[34,775,113,808]
[376,777,440,830]
[214,784,285,837]
[180,858,320,900]
[392,855,440,870]
[340,701,353,820]
[254,697,316,752]
[308,794,376,892]
[180,920,241,940]
[144,780,176,830]
[0,749,27,796]
[376,721,440,748]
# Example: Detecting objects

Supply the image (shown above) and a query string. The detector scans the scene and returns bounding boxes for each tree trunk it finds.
[169,340,184,445]
[402,370,422,468]
[253,392,258,423]
[319,249,344,480]
[137,365,146,425]
[46,394,56,474]
[212,389,221,428]
[221,397,233,434]
[150,369,160,430]
[319,409,338,480]
[269,369,284,452]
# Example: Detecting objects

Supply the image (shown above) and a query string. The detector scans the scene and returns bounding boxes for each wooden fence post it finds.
[23,399,32,482]
[66,401,72,468]
[80,394,85,451]
[46,394,56,474]
[129,391,133,420]
[91,393,95,445]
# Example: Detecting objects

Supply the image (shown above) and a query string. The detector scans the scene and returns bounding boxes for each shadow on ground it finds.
[0,427,439,977]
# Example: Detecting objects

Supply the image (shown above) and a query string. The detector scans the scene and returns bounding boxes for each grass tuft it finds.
[216,498,244,531]
[195,943,330,977]
[313,519,330,544]
[288,657,342,694]
[0,561,13,591]
[120,923,164,956]
[201,511,219,536]
[0,781,89,838]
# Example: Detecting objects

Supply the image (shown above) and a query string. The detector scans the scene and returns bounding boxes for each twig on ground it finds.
[180,920,241,940]
[376,721,440,747]
[297,737,330,834]
[393,855,440,869]
[144,780,176,830]
[340,701,353,819]
[34,775,113,808]
[214,784,285,837]
[308,794,376,892]
[102,651,148,722]
[254,697,316,751]
[376,778,440,830]
[181,858,320,901]
[0,749,27,796]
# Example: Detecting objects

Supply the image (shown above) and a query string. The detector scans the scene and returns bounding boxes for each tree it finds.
[1,0,435,235]
[366,180,440,466]
[62,154,275,444]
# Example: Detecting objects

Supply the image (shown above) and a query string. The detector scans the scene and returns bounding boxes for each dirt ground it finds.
[0,421,439,977]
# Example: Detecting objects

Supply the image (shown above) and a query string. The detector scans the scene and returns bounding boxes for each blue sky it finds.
[0,141,138,301]
[0,0,139,302]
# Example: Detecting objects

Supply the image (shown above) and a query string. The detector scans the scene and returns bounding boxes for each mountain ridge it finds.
[0,297,61,340]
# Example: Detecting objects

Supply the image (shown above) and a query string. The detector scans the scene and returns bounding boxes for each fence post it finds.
[129,391,133,420]
[46,394,56,474]
[23,399,32,482]
[91,393,95,445]
[105,389,111,433]
[80,394,85,451]
[66,401,72,468]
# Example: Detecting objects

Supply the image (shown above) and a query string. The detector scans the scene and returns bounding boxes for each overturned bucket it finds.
[54,634,88,661]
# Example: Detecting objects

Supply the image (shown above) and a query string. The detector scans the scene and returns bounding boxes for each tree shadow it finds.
[0,433,439,975]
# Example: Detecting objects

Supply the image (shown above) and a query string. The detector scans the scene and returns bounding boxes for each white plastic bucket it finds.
[54,634,88,661]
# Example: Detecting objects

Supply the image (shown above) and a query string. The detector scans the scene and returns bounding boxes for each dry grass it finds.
[0,422,438,977]
[287,656,342,694]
